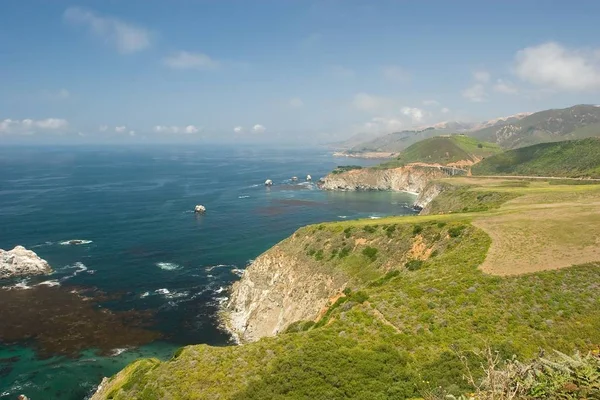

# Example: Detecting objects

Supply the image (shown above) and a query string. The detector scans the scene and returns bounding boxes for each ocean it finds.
[0,145,417,399]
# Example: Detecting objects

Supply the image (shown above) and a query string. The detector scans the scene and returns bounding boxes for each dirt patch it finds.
[474,205,600,276]
[408,235,432,260]
[314,292,345,322]
[354,238,368,246]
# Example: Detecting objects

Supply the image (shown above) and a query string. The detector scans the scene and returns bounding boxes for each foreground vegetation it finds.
[472,138,600,178]
[94,179,600,399]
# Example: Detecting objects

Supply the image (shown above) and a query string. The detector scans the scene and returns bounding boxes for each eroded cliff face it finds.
[224,244,348,343]
[414,182,449,212]
[319,165,447,194]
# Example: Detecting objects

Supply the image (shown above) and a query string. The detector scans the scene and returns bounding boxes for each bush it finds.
[413,224,423,235]
[344,227,353,238]
[363,225,376,233]
[362,246,378,262]
[314,249,324,261]
[339,247,351,258]
[448,225,466,238]
[405,259,424,271]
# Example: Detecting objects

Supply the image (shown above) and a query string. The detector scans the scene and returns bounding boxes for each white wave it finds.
[37,280,60,287]
[231,268,244,277]
[31,241,54,248]
[140,291,150,298]
[338,215,348,219]
[215,296,229,305]
[156,262,181,271]
[6,280,32,290]
[238,195,250,199]
[155,288,189,299]
[215,286,225,294]
[204,264,231,272]
[110,348,129,356]
[155,288,170,295]
[59,239,93,246]
[87,269,96,274]
[60,262,88,281]
[207,274,214,278]
[369,216,382,220]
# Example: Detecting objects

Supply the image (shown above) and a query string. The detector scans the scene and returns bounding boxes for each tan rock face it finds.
[0,246,52,279]
[224,246,347,343]
[319,166,446,193]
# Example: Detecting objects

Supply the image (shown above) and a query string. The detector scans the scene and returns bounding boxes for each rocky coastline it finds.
[0,246,53,279]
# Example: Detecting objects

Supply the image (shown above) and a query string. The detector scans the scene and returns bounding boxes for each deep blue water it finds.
[0,145,417,399]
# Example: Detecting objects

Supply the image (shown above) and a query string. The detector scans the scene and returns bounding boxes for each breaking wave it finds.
[156,262,181,271]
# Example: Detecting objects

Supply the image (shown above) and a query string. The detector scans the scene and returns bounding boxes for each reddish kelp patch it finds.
[0,285,160,358]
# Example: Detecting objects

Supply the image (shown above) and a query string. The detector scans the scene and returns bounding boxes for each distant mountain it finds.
[469,105,600,149]
[379,135,502,168]
[471,137,600,178]
[470,112,532,131]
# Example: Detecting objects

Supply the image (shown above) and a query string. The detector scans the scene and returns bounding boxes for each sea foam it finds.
[156,262,181,271]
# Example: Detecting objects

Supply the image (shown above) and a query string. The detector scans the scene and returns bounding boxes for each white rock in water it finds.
[194,205,206,214]
[264,179,273,186]
[306,175,312,181]
[0,246,52,279]
[291,176,298,182]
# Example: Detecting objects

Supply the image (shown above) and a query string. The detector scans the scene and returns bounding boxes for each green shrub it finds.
[405,259,424,271]
[362,246,378,262]
[363,225,376,233]
[314,249,324,261]
[448,225,466,238]
[344,227,353,238]
[413,224,423,235]
[339,246,351,258]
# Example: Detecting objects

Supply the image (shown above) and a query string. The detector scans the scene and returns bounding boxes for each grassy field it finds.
[93,178,600,400]
[471,138,600,178]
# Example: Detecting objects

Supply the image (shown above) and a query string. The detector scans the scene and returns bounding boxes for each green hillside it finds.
[470,104,600,149]
[472,138,600,178]
[93,180,600,400]
[379,135,501,168]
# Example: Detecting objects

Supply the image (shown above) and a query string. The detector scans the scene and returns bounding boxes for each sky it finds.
[1,0,600,144]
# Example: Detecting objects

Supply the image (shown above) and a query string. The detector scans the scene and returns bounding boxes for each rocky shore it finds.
[0,246,52,279]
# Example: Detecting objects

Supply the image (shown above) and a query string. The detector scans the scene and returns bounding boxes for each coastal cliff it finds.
[224,244,348,342]
[319,165,448,193]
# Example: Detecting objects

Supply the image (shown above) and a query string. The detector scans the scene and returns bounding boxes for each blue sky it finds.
[1,0,600,144]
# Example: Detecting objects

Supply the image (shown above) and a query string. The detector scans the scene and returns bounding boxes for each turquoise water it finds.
[0,145,417,399]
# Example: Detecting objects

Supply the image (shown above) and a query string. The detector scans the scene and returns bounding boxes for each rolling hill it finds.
[378,135,502,168]
[470,104,600,149]
[471,137,600,178]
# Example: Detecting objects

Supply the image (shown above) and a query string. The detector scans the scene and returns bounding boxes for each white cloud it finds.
[401,107,425,123]
[0,118,68,135]
[514,42,600,91]
[462,83,486,102]
[184,125,199,134]
[128,130,136,136]
[493,79,519,94]
[422,99,440,106]
[474,70,491,83]
[382,65,410,83]
[329,65,355,78]
[63,7,151,54]
[233,126,243,133]
[441,107,450,114]
[154,125,200,134]
[289,97,304,108]
[99,125,108,132]
[115,126,127,133]
[163,51,219,70]
[252,124,266,133]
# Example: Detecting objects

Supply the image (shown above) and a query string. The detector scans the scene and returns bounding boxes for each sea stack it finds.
[265,179,273,186]
[306,175,312,181]
[291,176,298,182]
[0,246,53,279]
[194,205,207,214]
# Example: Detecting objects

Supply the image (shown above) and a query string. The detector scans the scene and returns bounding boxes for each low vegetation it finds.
[472,138,600,178]
[331,165,363,174]
[93,179,600,400]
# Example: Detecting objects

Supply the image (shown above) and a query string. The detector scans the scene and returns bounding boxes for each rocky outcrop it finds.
[414,182,449,211]
[319,165,447,193]
[0,246,52,279]
[223,245,347,343]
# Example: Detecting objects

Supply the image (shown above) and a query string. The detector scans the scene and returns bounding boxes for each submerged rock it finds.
[194,205,207,214]
[0,246,52,279]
